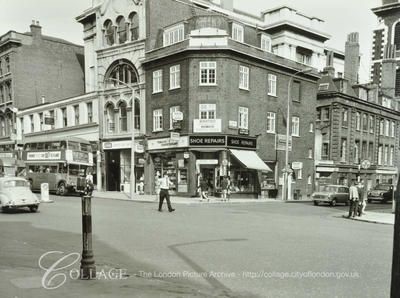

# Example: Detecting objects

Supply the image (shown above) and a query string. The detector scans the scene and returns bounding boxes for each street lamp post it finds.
[283,67,313,201]
[106,78,138,199]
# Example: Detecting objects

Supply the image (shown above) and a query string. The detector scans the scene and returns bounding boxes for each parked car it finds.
[367,184,393,203]
[312,185,350,206]
[0,177,40,212]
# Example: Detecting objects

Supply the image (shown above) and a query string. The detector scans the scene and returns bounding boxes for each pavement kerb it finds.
[340,214,394,225]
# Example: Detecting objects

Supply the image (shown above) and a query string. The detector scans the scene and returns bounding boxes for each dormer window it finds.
[261,34,271,52]
[296,46,312,65]
[163,24,184,47]
[232,23,244,43]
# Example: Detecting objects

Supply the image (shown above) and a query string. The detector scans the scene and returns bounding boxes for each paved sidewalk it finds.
[92,191,282,204]
[342,212,394,225]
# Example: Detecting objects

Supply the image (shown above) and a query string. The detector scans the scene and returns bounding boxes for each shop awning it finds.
[229,149,272,172]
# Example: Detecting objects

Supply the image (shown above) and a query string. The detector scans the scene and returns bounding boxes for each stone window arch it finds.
[129,12,139,41]
[116,16,127,44]
[104,19,115,46]
[105,102,116,133]
[105,59,139,86]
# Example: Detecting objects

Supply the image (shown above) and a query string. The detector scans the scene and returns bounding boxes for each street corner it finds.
[340,213,394,225]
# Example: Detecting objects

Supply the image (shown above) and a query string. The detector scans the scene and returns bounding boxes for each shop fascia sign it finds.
[147,136,189,150]
[189,135,257,148]
[193,119,222,133]
[102,140,144,153]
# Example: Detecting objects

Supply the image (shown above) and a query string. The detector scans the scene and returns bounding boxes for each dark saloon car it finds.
[367,184,393,203]
[312,185,350,207]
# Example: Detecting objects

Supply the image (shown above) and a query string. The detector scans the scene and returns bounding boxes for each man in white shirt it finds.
[348,181,359,218]
[158,173,175,212]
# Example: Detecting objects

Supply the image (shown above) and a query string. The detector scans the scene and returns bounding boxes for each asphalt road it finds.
[0,195,394,298]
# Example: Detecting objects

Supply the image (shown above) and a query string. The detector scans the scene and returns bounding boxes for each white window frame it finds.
[153,70,163,93]
[199,62,217,86]
[169,65,180,90]
[380,120,384,136]
[199,104,216,120]
[163,24,184,47]
[153,109,163,132]
[73,105,79,126]
[291,116,300,137]
[169,106,180,130]
[385,119,390,136]
[87,102,93,123]
[297,168,303,180]
[356,112,361,131]
[391,121,396,138]
[268,74,277,96]
[261,34,271,52]
[239,66,249,90]
[266,112,276,134]
[238,106,249,129]
[232,23,244,43]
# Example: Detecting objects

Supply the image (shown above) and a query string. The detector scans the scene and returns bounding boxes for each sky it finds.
[0,0,381,82]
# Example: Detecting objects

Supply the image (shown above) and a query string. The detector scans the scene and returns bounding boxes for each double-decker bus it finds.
[22,137,93,195]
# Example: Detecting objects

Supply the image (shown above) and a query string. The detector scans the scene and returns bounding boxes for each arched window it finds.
[116,16,127,44]
[105,59,139,86]
[133,98,140,129]
[119,101,127,132]
[104,20,115,46]
[129,12,139,41]
[105,103,115,133]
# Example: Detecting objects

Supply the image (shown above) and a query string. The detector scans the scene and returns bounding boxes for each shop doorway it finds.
[200,167,216,196]
[106,150,120,191]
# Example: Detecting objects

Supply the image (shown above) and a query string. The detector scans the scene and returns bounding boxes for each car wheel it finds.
[57,182,67,196]
[29,205,39,213]
[313,201,318,206]
[330,199,337,207]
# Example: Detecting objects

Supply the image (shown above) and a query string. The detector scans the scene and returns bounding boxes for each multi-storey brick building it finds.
[316,33,400,190]
[142,0,320,199]
[0,21,85,163]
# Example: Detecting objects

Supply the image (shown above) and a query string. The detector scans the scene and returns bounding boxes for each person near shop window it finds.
[200,178,209,202]
[158,173,175,212]
[221,176,230,202]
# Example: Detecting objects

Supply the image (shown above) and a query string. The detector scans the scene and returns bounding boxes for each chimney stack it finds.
[323,51,335,77]
[344,32,360,85]
[30,20,42,38]
[381,44,396,98]
[220,0,233,11]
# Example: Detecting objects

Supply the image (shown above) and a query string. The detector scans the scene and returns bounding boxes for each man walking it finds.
[158,173,175,212]
[348,181,359,218]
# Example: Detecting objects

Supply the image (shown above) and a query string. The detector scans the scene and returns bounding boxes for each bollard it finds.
[40,183,54,203]
[80,194,96,279]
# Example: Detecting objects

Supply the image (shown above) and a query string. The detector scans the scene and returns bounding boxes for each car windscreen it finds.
[2,180,29,188]
[320,186,338,192]
[375,184,391,190]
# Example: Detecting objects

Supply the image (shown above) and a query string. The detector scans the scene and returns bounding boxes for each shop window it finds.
[153,69,163,93]
[239,66,249,90]
[129,12,139,41]
[116,16,127,44]
[199,104,216,119]
[170,65,180,89]
[199,62,216,85]
[229,167,256,194]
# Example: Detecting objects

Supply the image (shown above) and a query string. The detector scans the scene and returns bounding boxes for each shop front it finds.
[102,139,145,193]
[147,134,271,198]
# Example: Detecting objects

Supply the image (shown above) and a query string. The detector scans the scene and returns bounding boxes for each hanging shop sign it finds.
[275,134,292,151]
[238,128,249,135]
[291,161,303,170]
[228,120,238,129]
